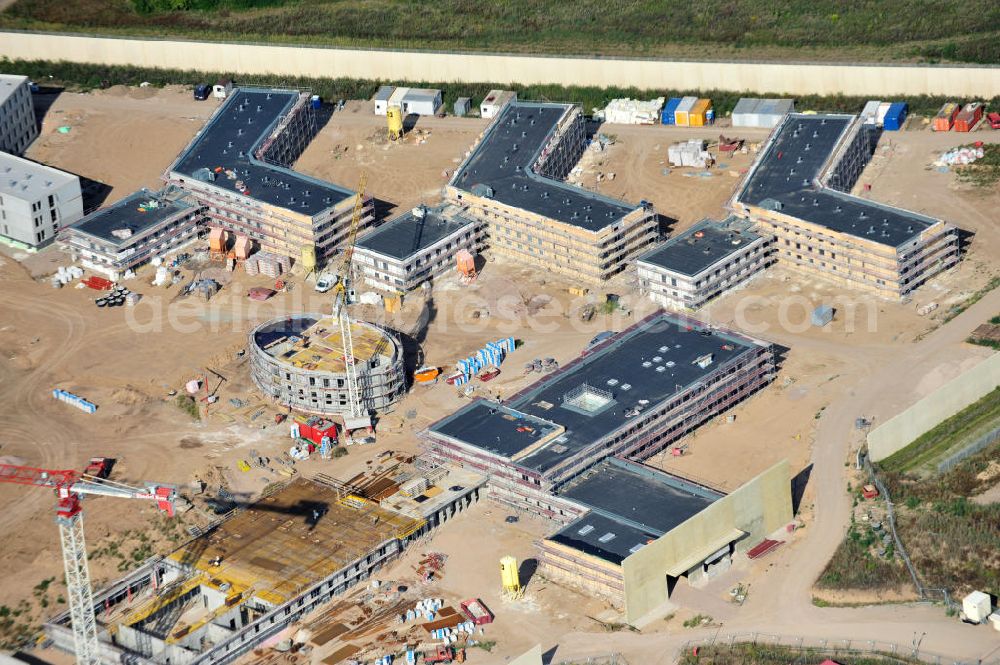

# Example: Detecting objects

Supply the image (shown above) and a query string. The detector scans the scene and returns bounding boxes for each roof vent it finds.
[813,198,819,206]
[868,225,875,234]
[834,205,842,212]
[804,143,811,151]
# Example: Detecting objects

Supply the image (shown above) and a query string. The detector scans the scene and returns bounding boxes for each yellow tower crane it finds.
[334,173,372,434]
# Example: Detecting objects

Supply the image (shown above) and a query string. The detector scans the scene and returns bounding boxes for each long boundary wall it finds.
[867,352,1000,462]
[620,460,792,624]
[2,31,999,97]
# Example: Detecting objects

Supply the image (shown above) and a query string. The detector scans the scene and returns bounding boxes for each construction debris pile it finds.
[935,145,986,167]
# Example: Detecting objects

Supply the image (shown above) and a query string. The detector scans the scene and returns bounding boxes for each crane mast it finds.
[334,173,371,431]
[0,463,176,665]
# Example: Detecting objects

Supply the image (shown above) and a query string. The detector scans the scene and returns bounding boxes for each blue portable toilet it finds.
[661,97,682,125]
[883,102,908,131]
[310,95,322,110]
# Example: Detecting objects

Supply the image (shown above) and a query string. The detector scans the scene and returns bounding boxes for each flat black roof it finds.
[638,216,763,277]
[355,205,476,261]
[429,402,564,460]
[738,114,937,247]
[452,102,640,231]
[427,312,762,474]
[67,188,192,246]
[551,458,722,564]
[170,88,355,217]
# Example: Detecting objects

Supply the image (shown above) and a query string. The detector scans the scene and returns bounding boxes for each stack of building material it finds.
[399,476,429,497]
[934,103,961,131]
[668,140,713,168]
[255,251,291,277]
[244,256,260,276]
[601,97,665,125]
[954,103,984,132]
[732,98,795,128]
[876,102,892,126]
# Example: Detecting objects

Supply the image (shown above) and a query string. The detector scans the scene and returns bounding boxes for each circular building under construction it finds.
[249,314,405,416]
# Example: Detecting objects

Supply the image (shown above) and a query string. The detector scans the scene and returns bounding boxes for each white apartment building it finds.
[60,188,202,279]
[636,217,773,310]
[353,204,484,292]
[0,152,82,249]
[0,74,38,155]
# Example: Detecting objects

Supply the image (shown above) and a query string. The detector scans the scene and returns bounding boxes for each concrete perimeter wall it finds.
[868,353,1000,462]
[620,460,792,624]
[2,31,1000,97]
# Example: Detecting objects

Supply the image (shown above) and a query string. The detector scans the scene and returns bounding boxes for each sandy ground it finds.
[3,87,999,662]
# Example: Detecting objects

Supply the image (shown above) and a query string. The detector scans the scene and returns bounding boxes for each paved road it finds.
[525,287,1000,664]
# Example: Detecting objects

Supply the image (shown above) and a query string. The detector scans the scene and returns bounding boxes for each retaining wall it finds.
[867,353,1000,461]
[2,31,999,97]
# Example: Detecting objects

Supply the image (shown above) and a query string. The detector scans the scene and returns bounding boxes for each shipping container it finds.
[732,97,793,128]
[673,96,698,126]
[860,100,882,125]
[731,98,761,127]
[882,102,908,131]
[688,99,713,127]
[661,97,682,125]
[954,102,984,132]
[933,103,961,131]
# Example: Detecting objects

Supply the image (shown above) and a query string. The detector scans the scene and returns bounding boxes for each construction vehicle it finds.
[332,173,372,433]
[0,462,176,665]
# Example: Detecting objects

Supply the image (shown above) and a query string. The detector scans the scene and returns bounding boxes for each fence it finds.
[680,632,994,665]
[937,425,1000,473]
[863,455,955,609]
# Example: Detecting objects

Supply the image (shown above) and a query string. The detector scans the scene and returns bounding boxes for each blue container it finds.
[883,102,908,131]
[310,95,322,109]
[661,97,682,125]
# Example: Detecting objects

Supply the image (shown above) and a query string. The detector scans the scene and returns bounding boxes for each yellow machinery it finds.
[387,106,404,141]
[500,555,523,599]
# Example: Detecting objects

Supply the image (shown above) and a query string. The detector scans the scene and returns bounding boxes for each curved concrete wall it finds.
[3,31,1000,97]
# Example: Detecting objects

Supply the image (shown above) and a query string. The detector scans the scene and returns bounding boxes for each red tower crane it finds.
[0,462,176,665]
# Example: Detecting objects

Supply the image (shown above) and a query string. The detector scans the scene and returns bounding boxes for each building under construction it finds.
[420,311,775,518]
[538,457,791,623]
[165,87,373,265]
[446,101,657,282]
[733,113,960,299]
[44,468,486,665]
[248,314,406,416]
[353,203,485,292]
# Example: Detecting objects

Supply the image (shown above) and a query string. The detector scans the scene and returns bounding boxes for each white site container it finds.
[861,100,882,125]
[963,590,993,623]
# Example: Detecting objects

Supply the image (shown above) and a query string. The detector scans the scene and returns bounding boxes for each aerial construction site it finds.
[0,68,998,665]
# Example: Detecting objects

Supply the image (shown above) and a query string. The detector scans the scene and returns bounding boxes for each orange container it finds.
[933,103,960,131]
[688,99,712,127]
[954,102,983,133]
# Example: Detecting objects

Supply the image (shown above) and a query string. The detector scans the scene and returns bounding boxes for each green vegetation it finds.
[3,1,1000,64]
[816,517,911,591]
[5,58,999,125]
[680,642,934,665]
[956,144,1000,189]
[682,613,713,628]
[879,439,1000,597]
[941,277,1000,325]
[819,390,1000,598]
[175,393,201,420]
[880,388,1000,475]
